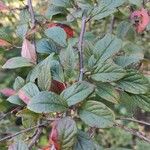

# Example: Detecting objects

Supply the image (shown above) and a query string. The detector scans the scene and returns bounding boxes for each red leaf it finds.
[0,1,8,11]
[50,80,67,94]
[18,90,30,104]
[0,39,11,47]
[131,8,150,33]
[47,23,74,38]
[0,88,16,97]
[21,39,37,64]
[49,121,60,150]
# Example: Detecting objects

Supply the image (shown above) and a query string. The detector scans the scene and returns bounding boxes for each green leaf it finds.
[13,76,25,91]
[0,27,13,42]
[94,34,122,63]
[16,24,28,38]
[92,0,125,20]
[45,27,67,47]
[79,100,115,128]
[51,117,77,150]
[52,0,72,8]
[130,94,150,112]
[117,70,149,94]
[91,60,126,82]
[61,81,95,106]
[19,9,30,24]
[18,82,40,104]
[116,21,132,40]
[37,59,51,91]
[7,95,25,106]
[27,91,68,113]
[60,43,77,79]
[45,5,65,19]
[96,83,119,103]
[8,140,29,150]
[73,130,97,150]
[17,109,38,128]
[2,57,33,69]
[36,38,58,54]
[129,0,142,6]
[114,54,143,68]
[27,54,55,82]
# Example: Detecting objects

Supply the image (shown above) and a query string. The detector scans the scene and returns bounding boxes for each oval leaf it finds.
[21,39,37,64]
[50,117,77,150]
[61,81,95,106]
[96,83,119,103]
[91,60,126,82]
[2,57,33,69]
[27,91,68,113]
[117,70,149,94]
[45,27,67,47]
[79,100,115,128]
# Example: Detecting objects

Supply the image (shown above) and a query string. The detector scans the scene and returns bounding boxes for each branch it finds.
[27,0,36,27]
[109,15,115,34]
[28,127,43,149]
[119,117,150,126]
[0,122,48,143]
[78,15,87,81]
[115,123,150,143]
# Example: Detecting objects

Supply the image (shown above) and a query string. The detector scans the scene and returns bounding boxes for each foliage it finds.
[0,0,150,149]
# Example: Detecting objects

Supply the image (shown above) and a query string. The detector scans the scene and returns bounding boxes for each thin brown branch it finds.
[78,15,87,81]
[119,117,150,126]
[115,123,150,144]
[0,122,48,143]
[109,15,115,34]
[28,127,43,149]
[27,0,36,27]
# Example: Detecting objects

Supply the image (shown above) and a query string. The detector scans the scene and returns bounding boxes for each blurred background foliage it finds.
[0,0,150,149]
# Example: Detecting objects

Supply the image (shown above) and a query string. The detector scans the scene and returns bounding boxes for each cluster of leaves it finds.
[0,0,150,149]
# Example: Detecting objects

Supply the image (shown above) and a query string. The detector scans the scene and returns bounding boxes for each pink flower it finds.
[130,8,150,33]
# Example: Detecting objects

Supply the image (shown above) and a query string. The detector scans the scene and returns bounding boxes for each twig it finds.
[118,117,150,126]
[115,123,150,143]
[27,0,36,27]
[78,15,87,81]
[0,122,48,142]
[109,15,115,34]
[28,127,43,149]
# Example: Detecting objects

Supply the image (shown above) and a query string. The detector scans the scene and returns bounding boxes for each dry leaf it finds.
[21,39,37,64]
[0,88,16,97]
[0,39,11,47]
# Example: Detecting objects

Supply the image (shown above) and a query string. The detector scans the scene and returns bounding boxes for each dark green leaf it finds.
[79,100,115,128]
[52,0,72,8]
[61,81,95,106]
[117,70,149,94]
[91,60,126,82]
[73,130,98,150]
[37,59,51,91]
[27,91,68,113]
[114,54,143,68]
[130,94,150,112]
[96,83,119,103]
[94,34,122,63]
[45,27,67,47]
[45,5,65,19]
[92,0,125,20]
[36,38,58,54]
